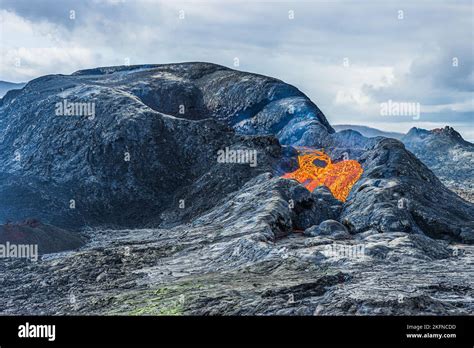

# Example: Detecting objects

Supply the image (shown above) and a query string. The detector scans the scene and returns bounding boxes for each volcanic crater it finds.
[0,62,472,315]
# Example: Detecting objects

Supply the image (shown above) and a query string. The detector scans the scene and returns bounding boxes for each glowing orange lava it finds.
[282,147,363,202]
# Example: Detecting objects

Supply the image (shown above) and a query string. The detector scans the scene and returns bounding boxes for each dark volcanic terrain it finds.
[402,126,474,203]
[335,124,474,203]
[0,63,472,315]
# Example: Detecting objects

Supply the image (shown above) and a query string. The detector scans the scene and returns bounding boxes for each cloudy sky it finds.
[1,0,472,139]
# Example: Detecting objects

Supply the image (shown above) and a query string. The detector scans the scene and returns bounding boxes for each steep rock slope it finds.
[0,62,472,244]
[334,124,474,202]
[341,138,474,243]
[402,126,474,202]
[0,64,289,228]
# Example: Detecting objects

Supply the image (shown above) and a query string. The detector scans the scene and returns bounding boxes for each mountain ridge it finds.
[0,63,472,242]
[0,62,473,316]
[0,80,26,98]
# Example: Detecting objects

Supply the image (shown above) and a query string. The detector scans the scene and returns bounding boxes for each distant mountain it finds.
[334,124,474,201]
[402,126,473,148]
[0,81,26,98]
[333,124,404,139]
[402,126,474,202]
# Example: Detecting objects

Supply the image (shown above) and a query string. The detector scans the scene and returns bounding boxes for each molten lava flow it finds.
[282,147,363,202]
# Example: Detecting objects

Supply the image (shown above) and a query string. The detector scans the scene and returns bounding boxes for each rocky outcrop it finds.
[0,63,473,316]
[2,63,472,243]
[402,126,474,202]
[0,63,289,228]
[304,220,350,239]
[340,138,474,243]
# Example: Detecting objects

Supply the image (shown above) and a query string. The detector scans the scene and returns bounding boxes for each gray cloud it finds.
[1,0,472,137]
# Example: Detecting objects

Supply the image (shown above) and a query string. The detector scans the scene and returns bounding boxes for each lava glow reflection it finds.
[282,147,363,202]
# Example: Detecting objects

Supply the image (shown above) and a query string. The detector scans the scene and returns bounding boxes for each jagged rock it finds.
[0,64,286,228]
[340,138,474,243]
[333,124,474,203]
[361,232,452,261]
[304,220,350,240]
[402,126,474,203]
[178,172,342,242]
[285,185,342,231]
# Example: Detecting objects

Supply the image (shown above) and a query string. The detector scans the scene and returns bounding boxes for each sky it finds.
[0,0,472,139]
